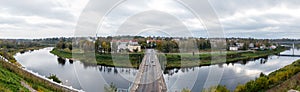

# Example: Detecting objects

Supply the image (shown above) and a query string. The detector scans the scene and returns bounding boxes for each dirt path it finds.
[21,81,37,92]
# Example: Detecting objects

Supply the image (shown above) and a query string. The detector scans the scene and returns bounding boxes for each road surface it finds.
[130,49,167,92]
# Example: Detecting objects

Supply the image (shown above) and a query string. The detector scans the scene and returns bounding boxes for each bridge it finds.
[272,40,300,57]
[129,49,167,92]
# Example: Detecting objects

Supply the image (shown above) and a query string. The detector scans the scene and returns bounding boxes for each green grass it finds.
[50,48,72,58]
[161,48,285,68]
[235,59,300,92]
[0,59,73,92]
[51,48,144,68]
[0,63,29,92]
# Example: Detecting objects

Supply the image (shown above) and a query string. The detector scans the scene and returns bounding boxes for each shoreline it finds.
[50,48,285,69]
[235,59,300,92]
[0,55,80,92]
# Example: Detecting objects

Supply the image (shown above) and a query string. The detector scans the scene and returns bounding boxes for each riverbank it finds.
[0,58,78,92]
[235,59,300,92]
[51,48,285,68]
[164,48,285,68]
[0,46,44,66]
[1,46,80,92]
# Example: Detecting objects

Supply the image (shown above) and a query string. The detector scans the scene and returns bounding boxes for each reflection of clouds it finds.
[233,66,261,76]
[165,49,300,91]
[99,66,138,89]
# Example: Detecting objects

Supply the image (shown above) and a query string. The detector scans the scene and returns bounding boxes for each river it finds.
[14,47,300,92]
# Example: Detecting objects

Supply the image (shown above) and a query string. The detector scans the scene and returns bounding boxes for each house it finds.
[270,45,277,49]
[229,46,239,51]
[236,43,244,49]
[111,40,141,53]
[249,43,255,48]
[260,45,266,50]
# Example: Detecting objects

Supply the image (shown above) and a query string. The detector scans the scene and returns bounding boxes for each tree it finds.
[133,47,139,52]
[104,83,117,92]
[204,85,230,92]
[181,88,191,92]
[47,74,61,83]
[101,41,108,54]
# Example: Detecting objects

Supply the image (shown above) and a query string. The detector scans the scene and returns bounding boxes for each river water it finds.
[14,47,300,92]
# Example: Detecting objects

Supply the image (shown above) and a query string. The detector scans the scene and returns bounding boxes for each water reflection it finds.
[164,54,300,91]
[69,59,74,64]
[14,48,300,92]
[57,57,66,65]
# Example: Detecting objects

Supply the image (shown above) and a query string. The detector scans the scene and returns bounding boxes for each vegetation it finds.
[0,39,74,92]
[181,88,191,92]
[0,39,45,64]
[0,63,29,92]
[180,85,230,92]
[203,85,230,92]
[104,83,117,92]
[160,48,285,68]
[234,59,300,92]
[51,45,285,68]
[47,74,62,83]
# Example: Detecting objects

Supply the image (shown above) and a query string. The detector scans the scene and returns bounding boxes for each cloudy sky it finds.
[0,0,300,39]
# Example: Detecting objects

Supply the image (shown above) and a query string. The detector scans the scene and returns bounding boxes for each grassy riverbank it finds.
[0,62,29,92]
[164,48,285,68]
[0,46,76,92]
[0,59,55,92]
[0,58,76,92]
[51,48,285,68]
[50,48,144,68]
[235,59,300,92]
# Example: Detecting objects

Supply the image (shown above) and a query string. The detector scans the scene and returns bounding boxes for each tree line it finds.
[53,36,282,54]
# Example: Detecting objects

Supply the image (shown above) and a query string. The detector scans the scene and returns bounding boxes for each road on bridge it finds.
[130,49,167,92]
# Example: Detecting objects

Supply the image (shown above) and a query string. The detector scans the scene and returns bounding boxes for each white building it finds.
[229,46,239,51]
[270,45,277,49]
[111,40,141,53]
[249,43,255,48]
[236,43,244,49]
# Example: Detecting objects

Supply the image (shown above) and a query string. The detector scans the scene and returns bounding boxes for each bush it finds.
[47,74,62,83]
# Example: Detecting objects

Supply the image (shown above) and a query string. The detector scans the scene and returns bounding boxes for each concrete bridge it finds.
[129,49,167,92]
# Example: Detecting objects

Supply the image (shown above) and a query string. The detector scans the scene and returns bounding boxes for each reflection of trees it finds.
[233,56,269,65]
[164,67,196,76]
[98,66,136,75]
[104,83,117,92]
[69,59,74,64]
[57,57,66,66]
[260,57,268,64]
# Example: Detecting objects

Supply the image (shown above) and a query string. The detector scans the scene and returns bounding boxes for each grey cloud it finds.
[210,0,300,17]
[0,0,75,22]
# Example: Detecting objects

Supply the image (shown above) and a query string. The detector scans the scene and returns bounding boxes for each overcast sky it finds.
[0,0,300,39]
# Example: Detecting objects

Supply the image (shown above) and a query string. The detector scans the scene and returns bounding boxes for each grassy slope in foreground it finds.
[235,59,300,92]
[0,59,64,92]
[0,62,29,92]
[51,48,284,68]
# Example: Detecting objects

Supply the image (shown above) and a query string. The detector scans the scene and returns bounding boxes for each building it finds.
[260,44,266,50]
[236,43,244,49]
[111,40,141,53]
[229,46,239,51]
[249,43,255,48]
[270,45,277,49]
